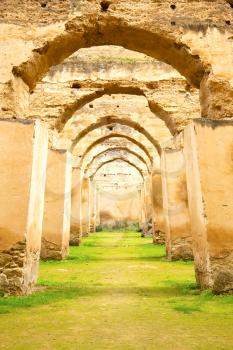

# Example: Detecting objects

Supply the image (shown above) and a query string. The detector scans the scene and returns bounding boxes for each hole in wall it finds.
[171,21,176,26]
[170,4,176,10]
[89,104,94,108]
[100,1,110,12]
[71,82,81,89]
[226,20,231,25]
[41,2,47,7]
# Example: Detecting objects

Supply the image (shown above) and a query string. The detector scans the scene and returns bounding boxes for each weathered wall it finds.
[98,190,141,229]
[184,119,233,292]
[95,160,142,229]
[89,179,96,233]
[81,177,90,236]
[152,169,166,244]
[0,119,48,295]
[0,0,233,122]
[161,148,192,260]
[70,167,82,245]
[41,149,72,260]
[29,45,200,135]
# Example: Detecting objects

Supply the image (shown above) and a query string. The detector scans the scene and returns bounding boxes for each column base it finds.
[70,226,82,246]
[0,239,40,296]
[153,230,165,245]
[89,224,95,233]
[142,218,153,236]
[82,224,90,237]
[40,239,69,260]
[168,237,193,261]
[201,253,233,294]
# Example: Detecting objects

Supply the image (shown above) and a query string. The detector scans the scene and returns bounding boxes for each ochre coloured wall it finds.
[98,190,141,229]
[70,167,82,245]
[184,119,233,292]
[152,169,166,244]
[41,148,72,260]
[0,119,48,295]
[81,178,90,236]
[161,148,192,260]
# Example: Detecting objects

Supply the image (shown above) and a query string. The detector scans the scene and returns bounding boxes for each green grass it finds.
[0,231,233,350]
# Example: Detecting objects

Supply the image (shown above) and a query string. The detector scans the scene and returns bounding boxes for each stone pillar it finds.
[81,177,90,236]
[41,149,72,260]
[142,175,153,236]
[140,185,146,236]
[0,119,48,295]
[184,119,233,293]
[138,187,145,231]
[89,178,96,233]
[161,148,193,261]
[70,167,82,245]
[152,168,166,244]
[95,188,101,229]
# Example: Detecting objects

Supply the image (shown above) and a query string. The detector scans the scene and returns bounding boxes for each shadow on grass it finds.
[1,278,232,315]
[65,255,166,262]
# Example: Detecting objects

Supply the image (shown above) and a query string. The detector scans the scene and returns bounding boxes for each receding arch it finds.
[85,147,150,174]
[89,157,145,179]
[51,80,186,135]
[71,123,160,168]
[70,116,161,154]
[80,133,153,167]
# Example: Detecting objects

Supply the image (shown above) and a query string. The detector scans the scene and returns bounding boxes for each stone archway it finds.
[69,116,161,154]
[85,146,150,175]
[80,133,153,166]
[29,78,199,135]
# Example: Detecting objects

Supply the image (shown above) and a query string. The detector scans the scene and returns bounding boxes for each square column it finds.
[142,175,153,236]
[95,188,101,229]
[0,119,48,295]
[89,178,96,233]
[41,149,72,260]
[161,148,193,260]
[184,119,233,292]
[70,167,82,245]
[81,177,90,236]
[138,187,146,230]
[152,168,166,244]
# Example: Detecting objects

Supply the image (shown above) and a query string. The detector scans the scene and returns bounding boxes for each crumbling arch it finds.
[13,10,207,91]
[73,123,158,161]
[5,1,233,121]
[85,147,150,174]
[82,143,151,173]
[80,133,153,167]
[42,79,194,135]
[69,116,162,154]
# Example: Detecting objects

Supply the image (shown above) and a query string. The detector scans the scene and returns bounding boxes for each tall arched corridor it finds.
[0,0,233,348]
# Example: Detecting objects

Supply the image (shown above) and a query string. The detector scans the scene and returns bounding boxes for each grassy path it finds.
[0,231,233,350]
